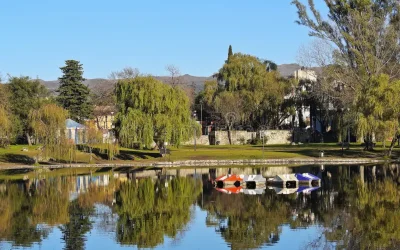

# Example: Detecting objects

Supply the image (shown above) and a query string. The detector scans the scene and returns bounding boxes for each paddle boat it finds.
[243,174,267,189]
[214,174,244,188]
[267,174,298,188]
[295,173,321,186]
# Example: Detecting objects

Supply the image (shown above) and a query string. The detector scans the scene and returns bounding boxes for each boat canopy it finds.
[243,175,266,182]
[295,173,320,181]
[271,174,298,182]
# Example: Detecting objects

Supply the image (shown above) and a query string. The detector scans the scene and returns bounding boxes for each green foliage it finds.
[57,60,93,123]
[115,76,196,148]
[0,107,12,147]
[355,75,400,143]
[8,76,48,142]
[211,53,292,129]
[29,103,72,161]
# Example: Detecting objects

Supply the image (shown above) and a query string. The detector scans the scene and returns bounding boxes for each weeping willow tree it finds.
[29,103,75,162]
[0,106,12,148]
[354,75,400,152]
[115,76,198,148]
[115,177,202,248]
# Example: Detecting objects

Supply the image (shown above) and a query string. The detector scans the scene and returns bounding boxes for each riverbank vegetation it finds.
[0,143,398,167]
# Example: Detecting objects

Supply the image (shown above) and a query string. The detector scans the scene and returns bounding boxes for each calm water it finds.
[0,164,399,250]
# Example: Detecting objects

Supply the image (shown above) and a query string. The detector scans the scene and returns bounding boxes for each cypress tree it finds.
[57,60,93,123]
[227,45,233,62]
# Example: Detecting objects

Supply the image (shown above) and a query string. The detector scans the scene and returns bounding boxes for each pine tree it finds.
[57,60,93,123]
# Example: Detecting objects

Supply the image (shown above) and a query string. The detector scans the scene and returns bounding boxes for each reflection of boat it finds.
[267,174,298,188]
[269,186,298,195]
[295,173,321,186]
[296,186,320,194]
[215,174,244,188]
[270,185,320,195]
[215,186,242,194]
[243,175,266,189]
[241,188,265,195]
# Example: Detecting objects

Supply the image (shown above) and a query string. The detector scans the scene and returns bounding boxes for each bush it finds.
[238,137,246,145]
[249,137,262,145]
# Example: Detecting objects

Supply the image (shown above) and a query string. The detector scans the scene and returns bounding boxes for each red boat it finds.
[214,174,244,188]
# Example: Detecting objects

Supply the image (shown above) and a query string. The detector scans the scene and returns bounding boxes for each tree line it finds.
[1,0,400,156]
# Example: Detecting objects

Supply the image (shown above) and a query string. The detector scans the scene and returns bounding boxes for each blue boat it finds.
[295,173,321,186]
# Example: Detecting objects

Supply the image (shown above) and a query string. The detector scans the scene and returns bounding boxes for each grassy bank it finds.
[0,143,399,167]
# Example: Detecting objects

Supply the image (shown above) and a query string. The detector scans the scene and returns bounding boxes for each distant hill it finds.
[40,75,213,95]
[40,64,319,94]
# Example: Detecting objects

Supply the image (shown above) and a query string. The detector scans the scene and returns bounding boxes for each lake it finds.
[0,164,399,250]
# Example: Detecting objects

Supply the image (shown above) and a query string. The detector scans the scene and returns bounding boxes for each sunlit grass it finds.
[0,142,398,168]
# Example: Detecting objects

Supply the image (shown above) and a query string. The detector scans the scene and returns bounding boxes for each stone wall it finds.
[183,129,310,145]
[212,131,257,145]
[209,130,293,145]
[264,130,292,145]
[182,135,210,145]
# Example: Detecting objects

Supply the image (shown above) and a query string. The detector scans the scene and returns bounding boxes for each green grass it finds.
[0,142,399,168]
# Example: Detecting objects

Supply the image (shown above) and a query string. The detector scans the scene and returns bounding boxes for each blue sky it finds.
[0,0,327,80]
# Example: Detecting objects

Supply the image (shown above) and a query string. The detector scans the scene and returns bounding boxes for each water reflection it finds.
[0,164,398,249]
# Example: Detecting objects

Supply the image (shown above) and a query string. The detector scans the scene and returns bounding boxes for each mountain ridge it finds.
[39,64,309,94]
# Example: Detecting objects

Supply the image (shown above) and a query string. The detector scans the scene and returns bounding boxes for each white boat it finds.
[243,174,266,189]
[267,174,298,188]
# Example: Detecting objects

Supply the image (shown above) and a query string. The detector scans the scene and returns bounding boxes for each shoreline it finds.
[0,157,393,170]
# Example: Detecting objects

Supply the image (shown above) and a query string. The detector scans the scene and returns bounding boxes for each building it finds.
[65,119,87,144]
[93,106,116,130]
[93,106,117,143]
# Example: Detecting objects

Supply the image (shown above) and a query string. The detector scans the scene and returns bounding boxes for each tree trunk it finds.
[227,127,232,145]
[89,146,93,163]
[388,132,398,157]
[26,132,32,146]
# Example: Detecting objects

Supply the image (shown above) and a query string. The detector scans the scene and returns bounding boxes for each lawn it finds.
[0,142,398,167]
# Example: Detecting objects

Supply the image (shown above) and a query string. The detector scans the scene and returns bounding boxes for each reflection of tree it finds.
[0,176,111,248]
[59,200,94,250]
[202,190,296,250]
[115,177,202,248]
[0,185,49,246]
[32,178,71,225]
[320,177,400,249]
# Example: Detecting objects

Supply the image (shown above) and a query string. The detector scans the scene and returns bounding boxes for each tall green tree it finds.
[114,76,199,148]
[57,60,93,123]
[227,45,233,62]
[215,53,293,130]
[8,76,48,145]
[292,0,400,151]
